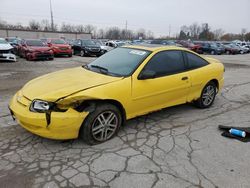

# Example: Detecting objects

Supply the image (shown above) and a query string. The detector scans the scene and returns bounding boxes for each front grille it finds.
[90,48,100,52]
[36,52,52,58]
[0,50,11,54]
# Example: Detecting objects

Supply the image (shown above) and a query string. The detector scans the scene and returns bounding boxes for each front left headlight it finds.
[30,99,54,113]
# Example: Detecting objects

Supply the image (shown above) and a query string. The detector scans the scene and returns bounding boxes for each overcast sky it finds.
[0,0,249,37]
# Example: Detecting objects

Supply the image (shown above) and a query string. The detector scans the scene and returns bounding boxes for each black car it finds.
[72,39,104,57]
[198,42,225,55]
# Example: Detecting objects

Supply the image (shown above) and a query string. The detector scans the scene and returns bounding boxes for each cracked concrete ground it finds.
[1,54,250,188]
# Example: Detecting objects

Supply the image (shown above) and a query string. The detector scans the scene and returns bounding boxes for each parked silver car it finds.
[0,38,16,62]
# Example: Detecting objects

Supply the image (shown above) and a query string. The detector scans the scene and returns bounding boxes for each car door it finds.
[183,51,210,102]
[131,50,191,116]
[73,39,82,54]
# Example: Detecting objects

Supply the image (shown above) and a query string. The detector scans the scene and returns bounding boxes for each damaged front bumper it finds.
[9,92,89,140]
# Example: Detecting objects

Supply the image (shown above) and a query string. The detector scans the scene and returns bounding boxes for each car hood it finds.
[0,43,13,50]
[86,45,100,48]
[21,67,123,101]
[51,44,70,48]
[28,46,51,51]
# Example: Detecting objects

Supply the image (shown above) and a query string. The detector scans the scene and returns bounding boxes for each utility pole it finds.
[169,24,171,38]
[125,20,128,39]
[49,0,54,31]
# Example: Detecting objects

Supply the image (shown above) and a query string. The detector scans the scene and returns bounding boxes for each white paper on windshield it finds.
[129,50,146,56]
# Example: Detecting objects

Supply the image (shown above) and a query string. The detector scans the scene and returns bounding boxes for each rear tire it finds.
[80,103,122,145]
[194,81,217,108]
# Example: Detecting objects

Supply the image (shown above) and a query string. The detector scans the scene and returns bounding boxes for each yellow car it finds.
[9,45,224,145]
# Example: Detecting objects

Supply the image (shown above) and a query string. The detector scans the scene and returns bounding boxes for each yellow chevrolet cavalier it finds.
[9,45,224,145]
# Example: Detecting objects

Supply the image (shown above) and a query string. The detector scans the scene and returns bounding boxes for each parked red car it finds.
[20,39,54,61]
[177,40,202,54]
[47,38,72,57]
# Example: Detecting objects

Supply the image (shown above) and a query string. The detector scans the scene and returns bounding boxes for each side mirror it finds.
[138,70,156,80]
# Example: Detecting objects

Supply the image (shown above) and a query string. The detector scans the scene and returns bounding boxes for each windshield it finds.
[210,44,217,48]
[51,39,66,44]
[87,47,151,76]
[82,40,96,46]
[95,40,104,46]
[0,39,8,44]
[26,40,45,46]
[6,38,16,42]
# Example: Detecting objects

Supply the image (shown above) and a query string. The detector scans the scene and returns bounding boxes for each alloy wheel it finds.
[80,50,84,57]
[91,111,118,142]
[202,85,215,106]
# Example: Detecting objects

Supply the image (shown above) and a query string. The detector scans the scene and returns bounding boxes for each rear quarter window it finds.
[185,52,209,70]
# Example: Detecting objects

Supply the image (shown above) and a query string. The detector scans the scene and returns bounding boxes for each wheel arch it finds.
[209,79,219,91]
[77,99,127,125]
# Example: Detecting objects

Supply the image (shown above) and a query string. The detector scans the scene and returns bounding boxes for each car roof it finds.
[122,44,187,52]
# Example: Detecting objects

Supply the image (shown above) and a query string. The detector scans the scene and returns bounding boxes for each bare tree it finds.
[241,28,247,40]
[213,29,225,40]
[0,18,7,28]
[189,23,201,39]
[105,27,121,39]
[75,25,85,33]
[41,19,51,31]
[29,20,41,30]
[146,30,154,39]
[136,28,146,39]
[60,22,76,32]
[84,24,96,34]
[97,29,105,39]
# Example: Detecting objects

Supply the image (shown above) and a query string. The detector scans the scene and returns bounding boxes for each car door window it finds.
[143,50,185,78]
[185,52,208,70]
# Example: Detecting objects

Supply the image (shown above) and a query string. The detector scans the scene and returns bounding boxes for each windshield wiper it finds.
[90,65,109,74]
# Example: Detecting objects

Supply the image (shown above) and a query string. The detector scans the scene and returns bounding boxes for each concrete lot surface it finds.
[1,54,250,188]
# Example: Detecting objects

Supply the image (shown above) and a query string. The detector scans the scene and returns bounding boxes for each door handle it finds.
[181,76,188,81]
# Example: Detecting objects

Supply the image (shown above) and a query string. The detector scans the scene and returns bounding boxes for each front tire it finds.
[80,50,85,57]
[80,104,122,145]
[194,81,217,108]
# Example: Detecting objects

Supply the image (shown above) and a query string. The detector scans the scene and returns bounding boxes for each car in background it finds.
[72,39,104,57]
[94,40,113,53]
[0,38,16,62]
[151,40,183,47]
[19,39,54,61]
[5,37,22,55]
[47,38,72,57]
[177,40,202,53]
[235,44,249,54]
[40,38,48,44]
[9,45,224,144]
[197,42,225,55]
[105,41,126,49]
[222,43,241,55]
[65,39,74,46]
